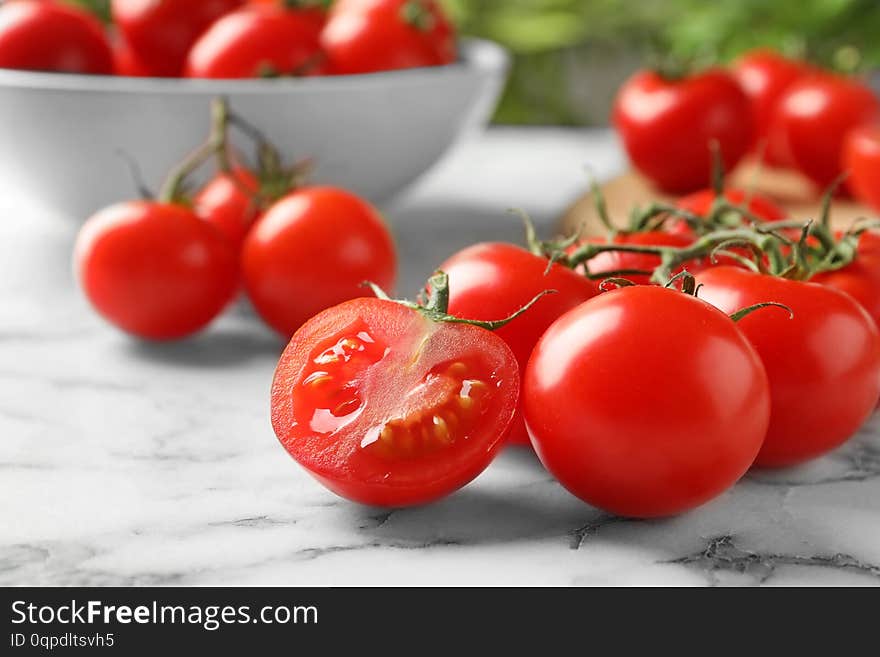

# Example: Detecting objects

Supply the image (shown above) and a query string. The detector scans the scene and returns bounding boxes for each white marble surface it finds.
[3,128,880,586]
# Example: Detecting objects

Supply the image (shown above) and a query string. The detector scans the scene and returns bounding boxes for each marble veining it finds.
[2,129,880,586]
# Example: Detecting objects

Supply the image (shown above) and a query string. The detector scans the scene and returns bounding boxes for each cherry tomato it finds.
[676,188,787,224]
[112,37,153,77]
[777,73,879,191]
[440,243,597,446]
[732,49,811,167]
[844,124,880,212]
[112,0,244,77]
[577,231,698,285]
[270,296,519,506]
[75,201,238,340]
[185,4,324,78]
[811,231,880,327]
[613,69,754,194]
[322,0,456,75]
[195,167,261,250]
[242,186,397,337]
[0,1,113,74]
[524,286,769,518]
[697,266,880,467]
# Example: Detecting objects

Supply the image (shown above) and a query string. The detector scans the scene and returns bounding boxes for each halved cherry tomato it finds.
[697,266,880,467]
[613,69,754,194]
[75,201,238,340]
[322,0,456,75]
[777,73,880,191]
[523,285,770,518]
[440,243,598,446]
[195,167,261,251]
[242,186,397,336]
[732,49,812,167]
[112,0,244,77]
[577,231,698,285]
[0,1,113,74]
[271,296,519,506]
[185,3,325,78]
[844,124,880,213]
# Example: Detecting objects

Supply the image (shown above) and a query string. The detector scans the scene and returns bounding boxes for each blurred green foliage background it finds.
[67,0,880,125]
[445,0,880,125]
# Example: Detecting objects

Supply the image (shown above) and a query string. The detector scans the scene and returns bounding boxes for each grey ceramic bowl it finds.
[0,38,509,219]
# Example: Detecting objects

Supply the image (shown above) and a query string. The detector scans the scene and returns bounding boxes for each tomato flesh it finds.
[271,298,519,507]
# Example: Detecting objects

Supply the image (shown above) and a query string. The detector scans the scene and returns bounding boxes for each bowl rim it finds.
[0,38,509,94]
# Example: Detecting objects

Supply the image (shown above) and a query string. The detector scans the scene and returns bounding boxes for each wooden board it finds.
[559,160,871,237]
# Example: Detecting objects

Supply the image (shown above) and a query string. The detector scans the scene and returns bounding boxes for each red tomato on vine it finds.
[613,69,754,194]
[697,266,880,467]
[844,124,880,213]
[75,201,238,340]
[524,285,770,518]
[242,186,397,336]
[777,73,880,191]
[195,167,261,250]
[732,49,812,167]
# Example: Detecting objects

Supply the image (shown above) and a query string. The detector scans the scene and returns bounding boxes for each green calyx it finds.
[366,271,555,331]
[157,97,309,211]
[400,0,436,31]
[282,0,332,10]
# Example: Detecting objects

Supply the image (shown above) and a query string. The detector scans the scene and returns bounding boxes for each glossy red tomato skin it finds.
[195,168,261,250]
[112,0,244,77]
[697,266,880,467]
[613,69,754,194]
[778,73,880,191]
[844,124,880,213]
[75,202,238,340]
[184,4,324,78]
[322,0,456,75]
[811,232,880,328]
[242,186,397,337]
[524,286,769,518]
[112,37,153,77]
[440,243,598,446]
[0,1,113,74]
[271,297,519,507]
[579,231,698,285]
[732,49,811,167]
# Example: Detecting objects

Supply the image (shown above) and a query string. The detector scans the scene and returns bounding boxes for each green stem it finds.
[158,99,229,203]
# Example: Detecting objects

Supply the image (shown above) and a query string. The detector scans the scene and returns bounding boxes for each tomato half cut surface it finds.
[271,298,520,507]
